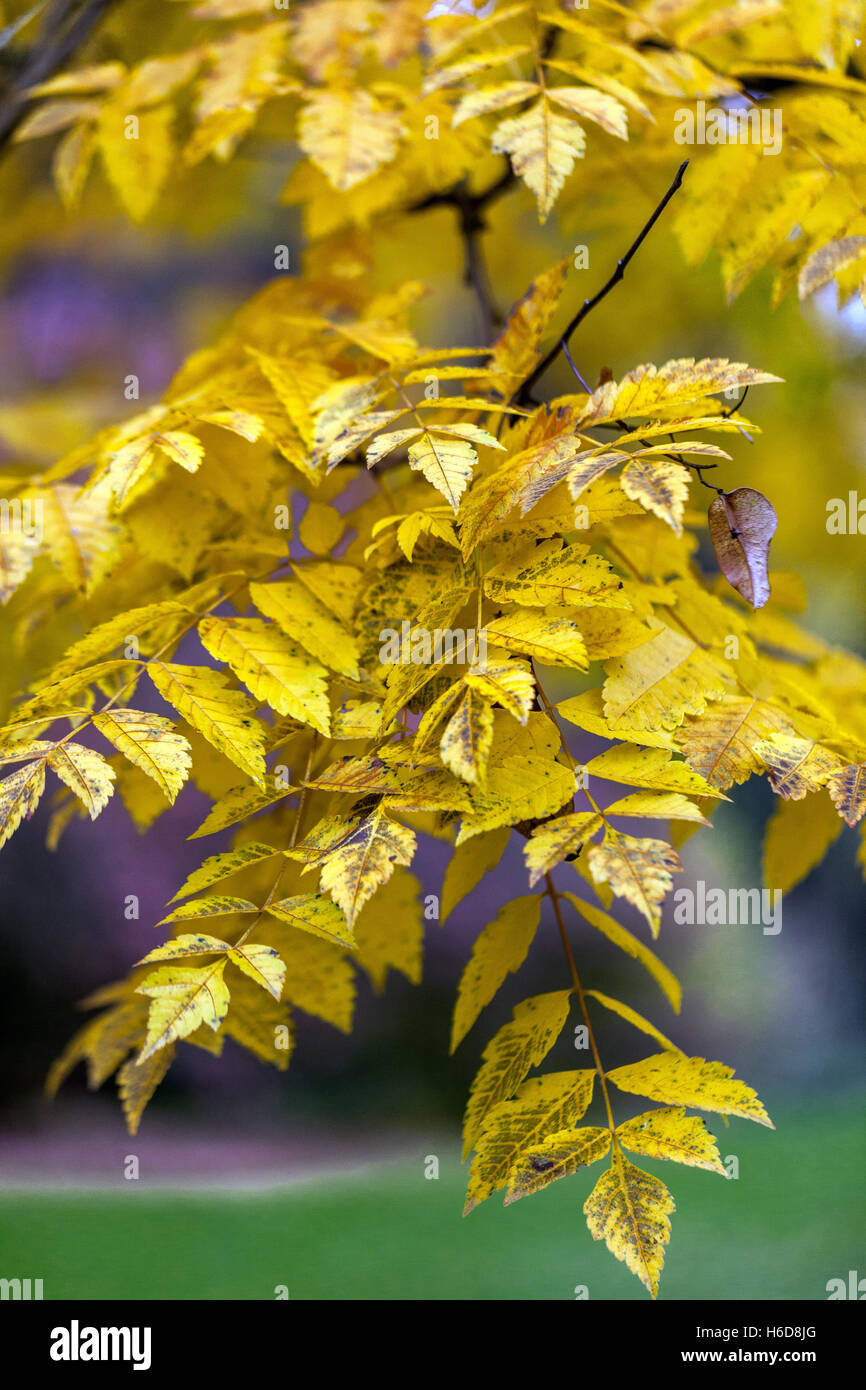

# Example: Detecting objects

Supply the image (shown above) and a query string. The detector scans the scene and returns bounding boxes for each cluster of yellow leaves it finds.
[460,978,771,1296]
[3,1,866,1295]
[2,241,864,1303]
[6,0,866,305]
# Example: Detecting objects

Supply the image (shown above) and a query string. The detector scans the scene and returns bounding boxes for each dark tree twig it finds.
[518,159,690,402]
[408,166,515,341]
[0,0,116,153]
[559,346,746,495]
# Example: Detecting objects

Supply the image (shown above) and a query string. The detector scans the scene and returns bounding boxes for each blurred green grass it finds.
[1,1092,863,1300]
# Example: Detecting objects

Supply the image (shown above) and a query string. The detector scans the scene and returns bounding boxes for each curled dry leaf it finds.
[707,487,777,610]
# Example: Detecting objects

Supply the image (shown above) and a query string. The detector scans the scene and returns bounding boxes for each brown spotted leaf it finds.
[708,488,777,610]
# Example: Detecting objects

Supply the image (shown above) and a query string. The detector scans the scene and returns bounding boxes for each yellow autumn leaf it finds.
[463,1069,597,1212]
[585,989,681,1052]
[616,1106,726,1174]
[558,688,679,751]
[97,101,175,221]
[619,455,691,534]
[462,990,573,1158]
[298,87,405,191]
[602,790,710,825]
[492,97,586,222]
[221,974,292,1071]
[316,805,416,929]
[607,1052,774,1127]
[463,658,535,723]
[524,812,604,885]
[135,932,286,1002]
[0,760,47,850]
[587,831,682,936]
[352,868,424,992]
[49,742,116,819]
[506,1126,612,1205]
[457,753,574,844]
[93,709,192,804]
[46,996,148,1098]
[452,80,539,127]
[298,501,344,555]
[157,896,258,925]
[484,610,588,669]
[484,543,630,609]
[560,892,681,1012]
[14,98,101,141]
[827,763,866,827]
[118,1045,174,1136]
[199,616,330,735]
[266,892,356,948]
[450,895,541,1052]
[603,625,731,732]
[45,600,189,684]
[170,842,282,901]
[675,694,796,790]
[441,826,510,923]
[250,579,361,679]
[798,234,866,299]
[37,482,123,593]
[488,256,569,380]
[584,1152,675,1298]
[226,942,286,1000]
[440,687,494,785]
[584,744,728,799]
[407,431,479,511]
[762,789,844,893]
[458,433,587,557]
[753,732,845,799]
[583,358,781,422]
[136,960,230,1061]
[147,661,267,785]
[190,781,291,839]
[26,62,126,97]
[547,85,628,138]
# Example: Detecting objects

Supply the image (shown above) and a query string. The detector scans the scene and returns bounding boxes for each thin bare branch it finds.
[519,159,689,402]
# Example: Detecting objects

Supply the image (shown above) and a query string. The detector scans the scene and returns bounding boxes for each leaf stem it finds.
[546,874,615,1133]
